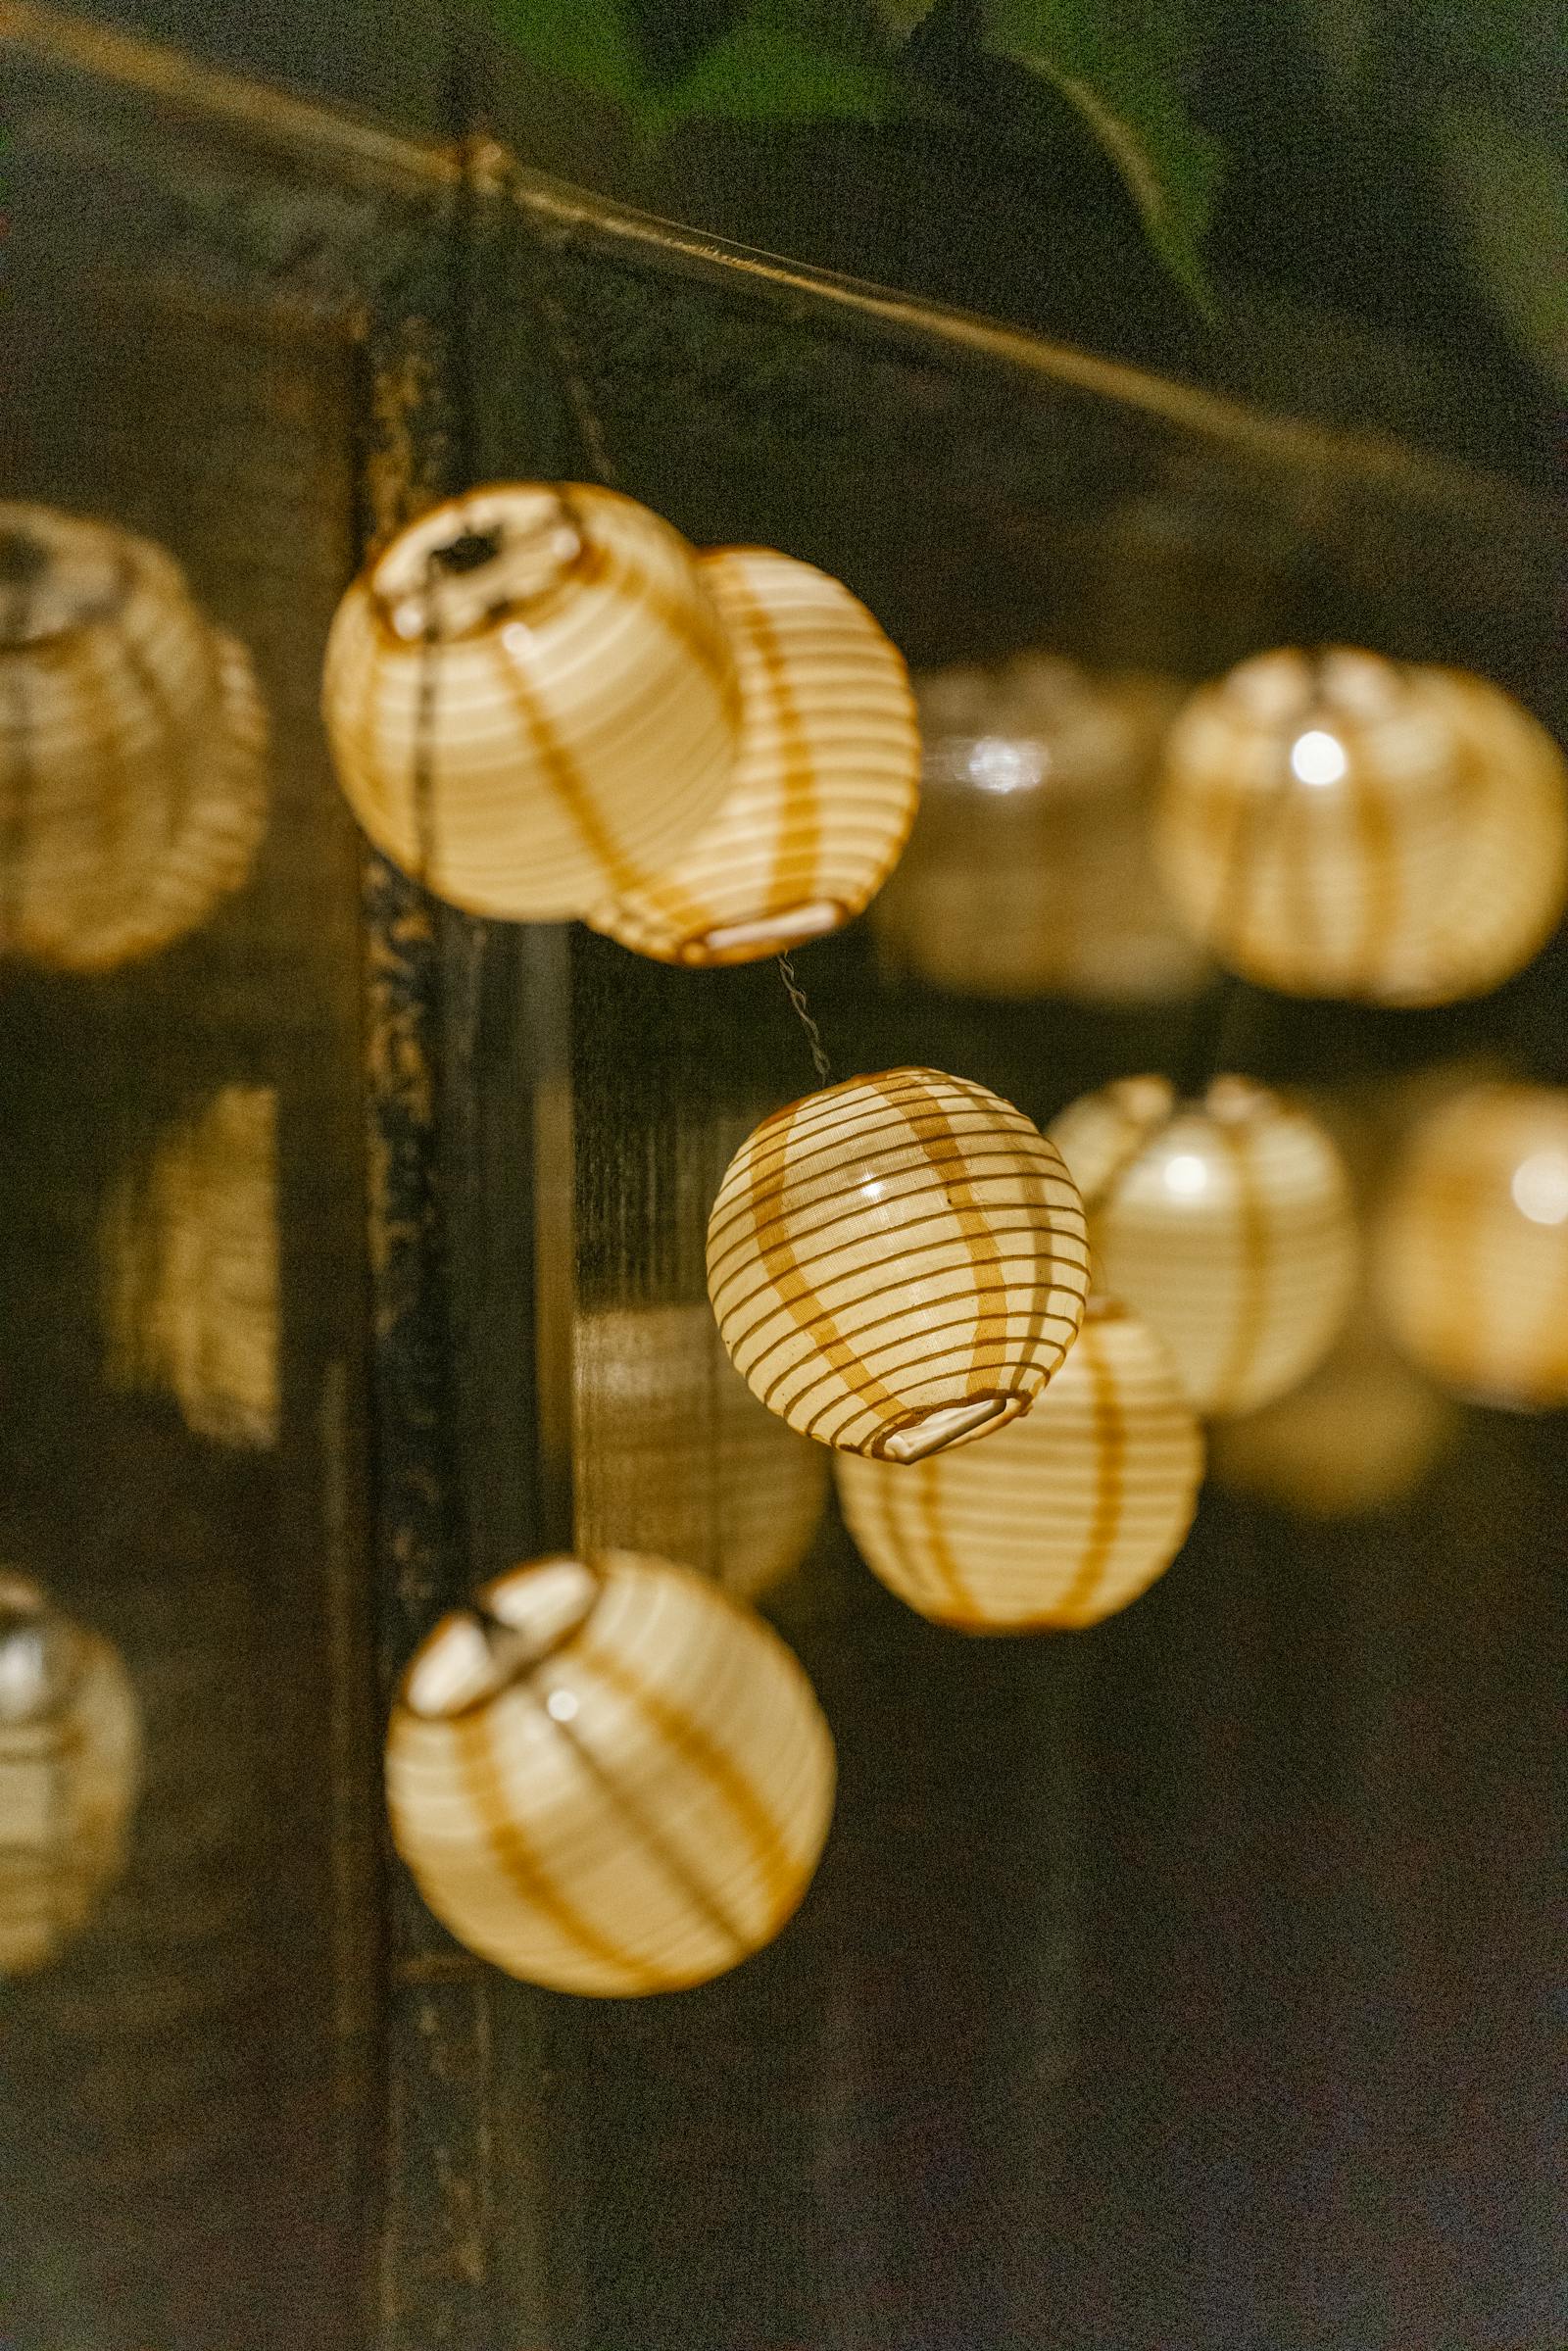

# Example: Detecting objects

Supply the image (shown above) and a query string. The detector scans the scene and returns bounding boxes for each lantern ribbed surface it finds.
[321,483,740,919]
[1050,1075,1358,1418]
[836,1302,1203,1630]
[385,1552,835,1996]
[575,1303,828,1602]
[0,502,269,971]
[0,1575,141,1979]
[1373,1083,1568,1409]
[589,547,919,964]
[708,1068,1090,1461]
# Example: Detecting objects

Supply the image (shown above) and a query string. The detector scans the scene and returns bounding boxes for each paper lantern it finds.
[873,656,1207,1003]
[321,483,740,919]
[589,548,919,964]
[0,1575,141,1979]
[104,1084,279,1447]
[1049,1074,1358,1417]
[836,1301,1202,1629]
[1373,1082,1568,1409]
[575,1302,828,1602]
[0,501,269,971]
[385,1551,835,1995]
[708,1067,1090,1460]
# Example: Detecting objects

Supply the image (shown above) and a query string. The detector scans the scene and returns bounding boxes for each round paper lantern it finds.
[1049,1074,1358,1417]
[708,1067,1090,1460]
[1373,1082,1568,1409]
[321,483,740,919]
[575,1302,828,1602]
[104,1084,278,1447]
[0,501,269,971]
[589,548,919,964]
[0,1575,141,1979]
[835,1301,1203,1629]
[872,656,1206,1004]
[386,1551,835,1995]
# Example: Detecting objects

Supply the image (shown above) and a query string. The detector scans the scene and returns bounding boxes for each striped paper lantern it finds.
[1373,1082,1568,1409]
[836,1301,1203,1629]
[708,1067,1090,1461]
[0,1575,141,1979]
[386,1552,835,1996]
[321,483,740,919]
[0,501,269,971]
[575,1303,828,1603]
[1050,1074,1358,1417]
[589,547,919,964]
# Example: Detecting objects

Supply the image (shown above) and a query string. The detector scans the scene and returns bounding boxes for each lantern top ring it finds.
[399,1554,606,1721]
[370,482,589,645]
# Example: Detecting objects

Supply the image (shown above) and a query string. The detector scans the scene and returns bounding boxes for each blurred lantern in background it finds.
[574,1301,827,1602]
[104,1084,279,1448]
[0,502,268,971]
[590,548,919,965]
[0,1574,141,1980]
[872,653,1207,1002]
[322,484,739,917]
[1050,1074,1358,1417]
[385,1551,835,1995]
[1157,646,1567,1004]
[1374,1083,1568,1409]
[708,1067,1089,1460]
[836,1299,1202,1630]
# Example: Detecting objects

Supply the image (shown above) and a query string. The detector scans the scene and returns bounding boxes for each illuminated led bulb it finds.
[708,1067,1090,1460]
[1050,1074,1358,1417]
[385,1552,835,1995]
[589,548,919,964]
[0,501,268,971]
[574,1302,828,1601]
[1373,1083,1568,1408]
[321,484,739,918]
[835,1301,1202,1629]
[0,1575,141,1979]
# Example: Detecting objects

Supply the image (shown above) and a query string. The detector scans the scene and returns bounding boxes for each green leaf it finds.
[871,0,944,32]
[1436,98,1568,389]
[475,0,650,108]
[981,0,1221,304]
[647,6,906,131]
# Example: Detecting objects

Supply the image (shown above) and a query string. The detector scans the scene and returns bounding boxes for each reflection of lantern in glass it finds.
[321,484,739,918]
[1373,1083,1568,1409]
[589,549,919,964]
[574,1302,828,1602]
[836,1301,1202,1629]
[385,1552,835,1995]
[104,1084,279,1448]
[0,1575,141,1979]
[0,502,268,971]
[873,655,1206,1002]
[709,1068,1090,1460]
[1050,1075,1358,1417]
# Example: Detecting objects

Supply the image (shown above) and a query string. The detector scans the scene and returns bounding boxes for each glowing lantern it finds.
[1050,1074,1358,1417]
[0,1575,141,1979]
[104,1085,278,1448]
[1373,1082,1568,1409]
[321,483,740,918]
[708,1067,1090,1460]
[0,501,268,971]
[574,1302,828,1602]
[835,1301,1202,1629]
[385,1551,835,1996]
[589,547,919,964]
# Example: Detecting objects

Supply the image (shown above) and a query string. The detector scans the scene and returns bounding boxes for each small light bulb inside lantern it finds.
[1289,728,1348,785]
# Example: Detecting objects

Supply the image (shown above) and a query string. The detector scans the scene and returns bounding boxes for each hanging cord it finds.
[776,952,834,1087]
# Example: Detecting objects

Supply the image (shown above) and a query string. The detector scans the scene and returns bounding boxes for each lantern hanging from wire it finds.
[386,1551,836,1996]
[1049,1074,1358,1418]
[321,482,741,919]
[1373,1082,1568,1410]
[836,1299,1202,1629]
[0,1574,141,1980]
[589,547,919,965]
[0,501,269,972]
[708,1067,1090,1460]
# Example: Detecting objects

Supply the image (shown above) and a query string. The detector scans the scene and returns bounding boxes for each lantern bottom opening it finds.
[878,1390,1025,1463]
[687,901,846,962]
